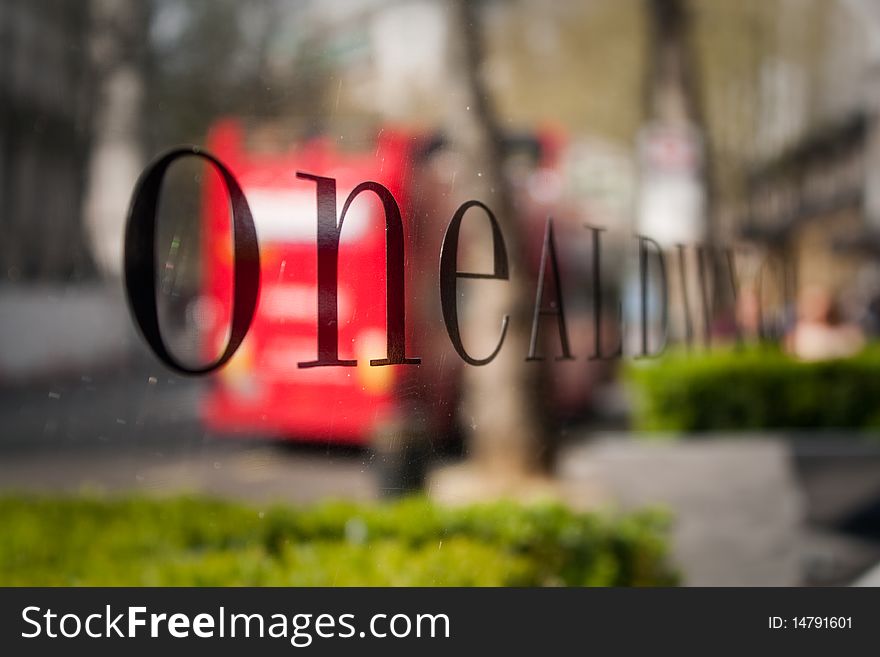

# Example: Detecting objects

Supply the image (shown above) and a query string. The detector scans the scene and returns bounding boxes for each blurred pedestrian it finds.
[787,286,864,361]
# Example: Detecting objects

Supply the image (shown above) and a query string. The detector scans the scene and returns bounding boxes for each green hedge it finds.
[0,495,677,586]
[626,346,880,432]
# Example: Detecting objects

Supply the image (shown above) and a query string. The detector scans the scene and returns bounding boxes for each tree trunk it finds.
[431,0,548,497]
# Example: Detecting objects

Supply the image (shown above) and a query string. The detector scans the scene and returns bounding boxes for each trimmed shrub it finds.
[0,495,677,586]
[625,345,880,432]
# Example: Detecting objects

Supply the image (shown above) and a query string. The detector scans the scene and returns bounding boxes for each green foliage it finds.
[626,345,880,432]
[0,495,676,587]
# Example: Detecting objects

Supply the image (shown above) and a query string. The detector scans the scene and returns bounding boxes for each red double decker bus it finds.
[197,120,441,444]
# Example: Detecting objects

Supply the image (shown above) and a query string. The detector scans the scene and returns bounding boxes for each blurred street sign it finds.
[636,122,707,247]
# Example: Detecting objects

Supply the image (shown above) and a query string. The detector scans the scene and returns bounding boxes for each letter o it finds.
[389,614,411,638]
[60,614,81,638]
[123,147,260,374]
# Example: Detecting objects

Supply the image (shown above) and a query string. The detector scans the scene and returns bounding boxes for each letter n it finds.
[296,173,420,367]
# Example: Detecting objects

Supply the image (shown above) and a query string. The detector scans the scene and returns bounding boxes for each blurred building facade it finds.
[735,0,880,325]
[0,0,96,282]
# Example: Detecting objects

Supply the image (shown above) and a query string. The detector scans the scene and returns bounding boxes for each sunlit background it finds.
[4,0,880,586]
